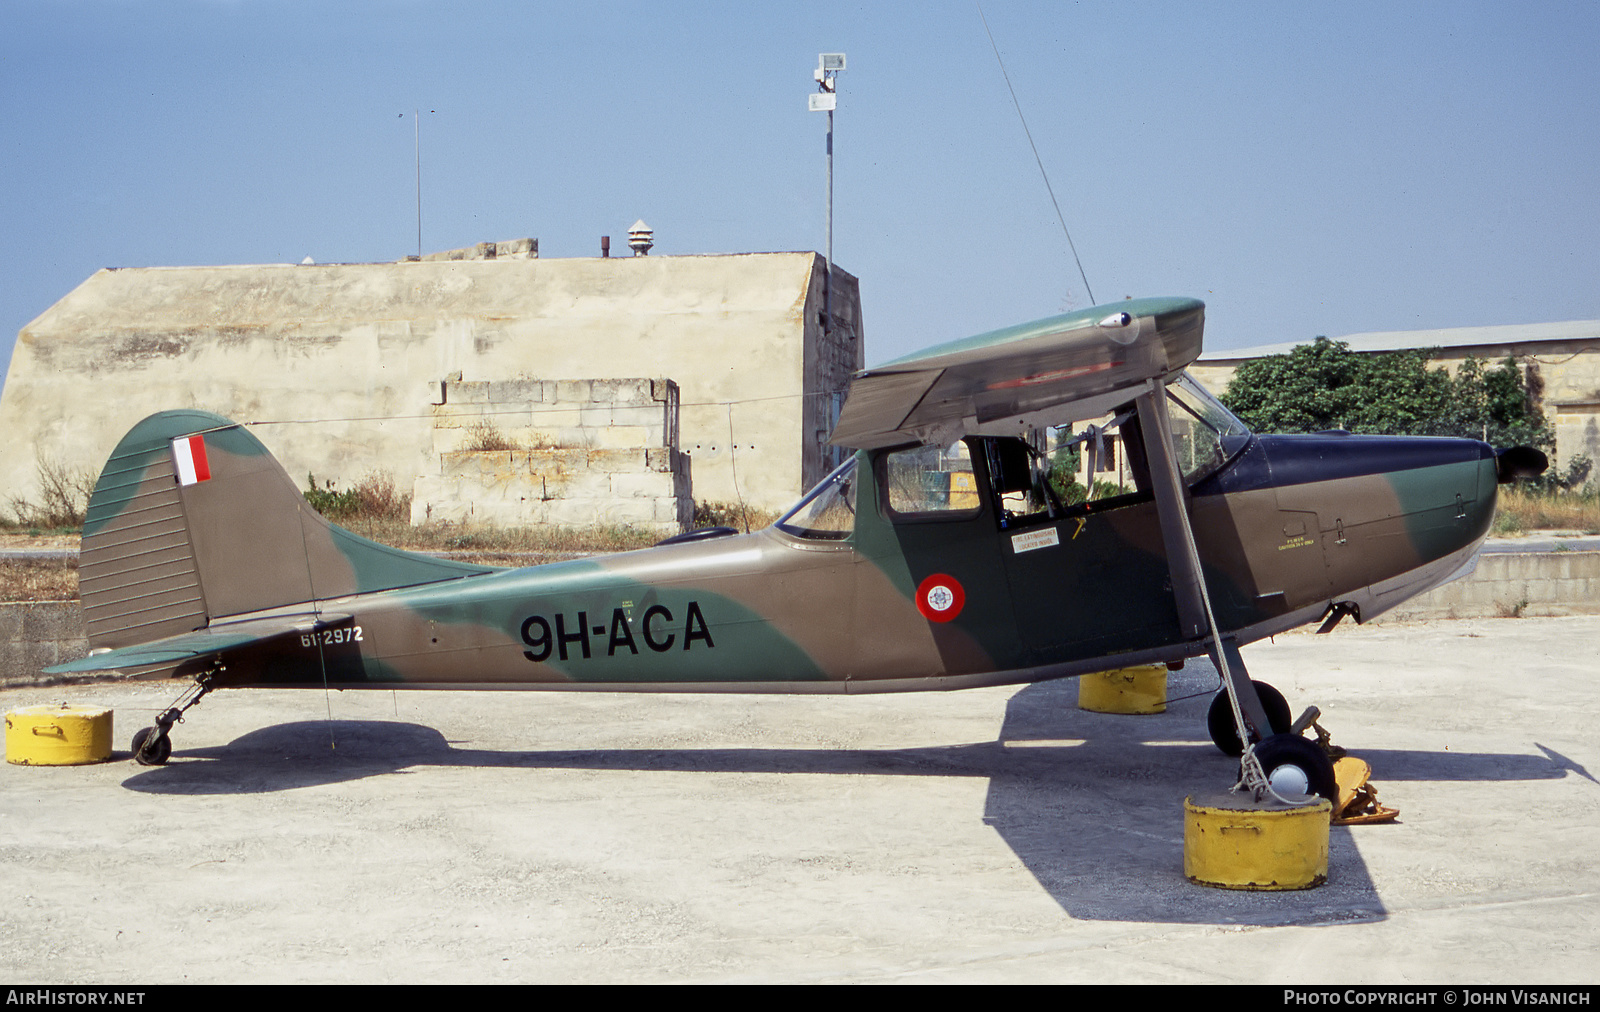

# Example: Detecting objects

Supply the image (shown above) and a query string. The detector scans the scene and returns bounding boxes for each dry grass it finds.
[343,517,665,558]
[0,559,78,601]
[462,420,519,452]
[693,501,781,533]
[1493,487,1600,535]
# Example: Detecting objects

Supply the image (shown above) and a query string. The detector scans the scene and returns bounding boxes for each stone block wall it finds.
[0,602,87,687]
[1376,550,1600,621]
[411,377,692,533]
[417,237,538,261]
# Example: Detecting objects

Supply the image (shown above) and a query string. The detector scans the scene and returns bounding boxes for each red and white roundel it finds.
[916,573,966,623]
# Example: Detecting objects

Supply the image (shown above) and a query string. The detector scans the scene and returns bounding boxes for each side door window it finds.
[883,440,980,520]
[983,409,1151,531]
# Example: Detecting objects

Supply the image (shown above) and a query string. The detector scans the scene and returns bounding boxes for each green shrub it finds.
[303,472,411,522]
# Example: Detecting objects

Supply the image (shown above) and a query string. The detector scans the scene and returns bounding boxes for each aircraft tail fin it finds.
[80,410,493,652]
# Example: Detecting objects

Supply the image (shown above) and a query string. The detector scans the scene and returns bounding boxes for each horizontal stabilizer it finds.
[829,297,1205,449]
[43,612,349,675]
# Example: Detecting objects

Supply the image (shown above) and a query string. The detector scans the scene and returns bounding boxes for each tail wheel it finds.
[131,726,172,766]
[1208,680,1291,756]
[1249,733,1338,805]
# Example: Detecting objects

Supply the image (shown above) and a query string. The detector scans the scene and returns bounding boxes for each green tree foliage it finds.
[1047,444,1084,504]
[1045,443,1128,506]
[1220,337,1553,450]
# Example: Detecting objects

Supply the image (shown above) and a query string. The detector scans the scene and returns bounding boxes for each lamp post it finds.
[808,53,845,328]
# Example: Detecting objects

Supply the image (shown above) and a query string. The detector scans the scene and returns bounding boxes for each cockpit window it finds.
[980,375,1250,530]
[1046,411,1139,506]
[884,440,980,519]
[985,414,1142,530]
[775,457,857,540]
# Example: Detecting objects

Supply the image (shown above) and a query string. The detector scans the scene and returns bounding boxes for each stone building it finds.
[0,242,864,521]
[1189,319,1600,471]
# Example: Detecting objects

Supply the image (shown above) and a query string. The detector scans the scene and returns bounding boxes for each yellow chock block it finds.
[1078,663,1167,714]
[5,705,114,766]
[1184,790,1331,890]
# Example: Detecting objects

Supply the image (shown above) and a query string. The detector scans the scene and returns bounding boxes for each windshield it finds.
[1166,373,1251,481]
[775,457,857,540]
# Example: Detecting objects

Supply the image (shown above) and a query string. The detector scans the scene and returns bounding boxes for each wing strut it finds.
[1133,382,1276,793]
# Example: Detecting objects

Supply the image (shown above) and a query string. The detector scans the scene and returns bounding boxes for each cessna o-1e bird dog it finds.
[49,297,1545,798]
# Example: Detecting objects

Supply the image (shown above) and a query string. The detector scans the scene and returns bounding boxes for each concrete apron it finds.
[1,615,1596,983]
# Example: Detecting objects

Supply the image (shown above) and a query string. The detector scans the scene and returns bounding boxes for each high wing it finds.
[828,296,1205,449]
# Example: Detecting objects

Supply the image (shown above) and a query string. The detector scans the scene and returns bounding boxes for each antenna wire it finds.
[977,2,1096,306]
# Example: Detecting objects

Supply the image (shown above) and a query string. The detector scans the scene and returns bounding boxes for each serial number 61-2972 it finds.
[300,626,364,648]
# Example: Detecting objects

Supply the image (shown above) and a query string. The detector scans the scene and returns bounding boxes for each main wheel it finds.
[1208,680,1291,756]
[1249,733,1337,805]
[131,726,172,766]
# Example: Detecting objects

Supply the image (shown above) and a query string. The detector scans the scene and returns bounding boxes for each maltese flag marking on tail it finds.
[172,434,212,486]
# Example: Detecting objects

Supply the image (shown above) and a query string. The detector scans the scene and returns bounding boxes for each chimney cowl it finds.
[627,219,654,256]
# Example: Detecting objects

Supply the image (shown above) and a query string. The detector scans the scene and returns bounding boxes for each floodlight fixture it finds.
[819,53,846,72]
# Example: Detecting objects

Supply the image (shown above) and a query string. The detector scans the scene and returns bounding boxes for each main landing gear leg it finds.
[1132,382,1334,803]
[131,669,219,767]
[1205,638,1280,756]
[1204,640,1336,804]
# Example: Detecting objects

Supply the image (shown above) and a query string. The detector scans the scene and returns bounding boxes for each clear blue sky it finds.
[3,1,1597,381]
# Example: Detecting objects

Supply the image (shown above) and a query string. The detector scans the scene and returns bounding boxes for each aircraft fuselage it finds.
[216,428,1497,693]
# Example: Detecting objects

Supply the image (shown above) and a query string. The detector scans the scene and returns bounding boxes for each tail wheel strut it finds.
[130,668,220,766]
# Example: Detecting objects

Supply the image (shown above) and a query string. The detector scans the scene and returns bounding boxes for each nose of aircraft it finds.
[1260,432,1501,591]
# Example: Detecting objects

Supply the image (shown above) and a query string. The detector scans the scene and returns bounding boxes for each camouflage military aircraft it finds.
[47,296,1544,799]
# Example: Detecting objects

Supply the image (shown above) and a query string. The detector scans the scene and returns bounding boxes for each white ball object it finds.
[1268,764,1311,797]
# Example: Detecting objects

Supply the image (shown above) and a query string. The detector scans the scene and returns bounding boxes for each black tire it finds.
[1249,733,1338,805]
[131,726,172,766]
[1207,680,1291,756]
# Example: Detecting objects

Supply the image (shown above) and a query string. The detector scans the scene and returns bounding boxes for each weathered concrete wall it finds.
[417,448,689,531]
[1554,401,1600,475]
[1375,551,1600,621]
[425,377,681,455]
[413,377,692,532]
[0,602,86,687]
[803,263,865,487]
[1,252,864,516]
